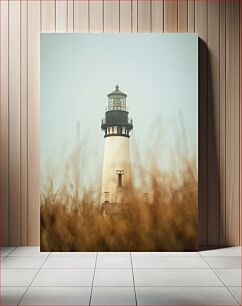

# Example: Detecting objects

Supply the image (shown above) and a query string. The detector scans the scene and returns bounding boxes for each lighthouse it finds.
[101,85,133,213]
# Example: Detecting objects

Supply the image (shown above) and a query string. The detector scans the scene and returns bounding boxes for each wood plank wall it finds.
[0,0,240,247]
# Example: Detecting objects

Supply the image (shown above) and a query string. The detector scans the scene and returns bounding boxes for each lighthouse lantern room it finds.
[101,85,133,213]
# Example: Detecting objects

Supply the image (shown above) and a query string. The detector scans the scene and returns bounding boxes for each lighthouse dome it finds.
[107,85,127,98]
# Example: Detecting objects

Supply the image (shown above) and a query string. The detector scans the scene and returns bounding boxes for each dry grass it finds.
[40,155,198,252]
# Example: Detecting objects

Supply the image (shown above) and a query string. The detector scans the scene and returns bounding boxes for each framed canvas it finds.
[40,33,198,252]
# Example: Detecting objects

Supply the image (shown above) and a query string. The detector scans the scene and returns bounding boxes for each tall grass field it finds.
[40,150,198,252]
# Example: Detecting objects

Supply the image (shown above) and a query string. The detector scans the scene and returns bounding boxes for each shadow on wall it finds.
[198,38,220,249]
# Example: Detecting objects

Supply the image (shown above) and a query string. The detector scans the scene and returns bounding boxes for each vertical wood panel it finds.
[56,0,67,32]
[164,0,178,32]
[9,0,21,246]
[188,0,195,33]
[90,0,103,32]
[20,0,28,246]
[219,0,226,246]
[67,0,74,32]
[151,0,163,32]
[0,0,9,245]
[74,0,88,32]
[104,0,119,32]
[41,0,56,32]
[138,0,151,32]
[226,0,240,246]
[178,0,187,33]
[28,1,40,245]
[132,0,138,32]
[195,0,208,247]
[207,0,220,246]
[120,0,132,32]
[195,1,207,41]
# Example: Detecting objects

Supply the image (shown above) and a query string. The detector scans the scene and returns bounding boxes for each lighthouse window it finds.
[116,170,124,187]
[108,99,113,110]
[121,99,126,110]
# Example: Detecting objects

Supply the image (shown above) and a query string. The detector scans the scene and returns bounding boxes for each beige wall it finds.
[0,0,240,247]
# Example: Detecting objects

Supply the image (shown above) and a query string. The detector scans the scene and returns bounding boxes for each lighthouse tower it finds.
[101,85,133,213]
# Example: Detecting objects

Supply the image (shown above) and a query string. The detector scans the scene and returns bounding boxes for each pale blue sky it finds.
[41,33,198,189]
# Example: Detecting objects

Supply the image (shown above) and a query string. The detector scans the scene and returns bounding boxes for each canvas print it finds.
[41,33,198,251]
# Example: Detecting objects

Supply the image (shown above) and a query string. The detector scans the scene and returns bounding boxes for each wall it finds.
[0,0,240,247]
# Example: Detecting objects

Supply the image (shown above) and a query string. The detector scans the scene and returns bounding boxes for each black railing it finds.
[101,117,133,126]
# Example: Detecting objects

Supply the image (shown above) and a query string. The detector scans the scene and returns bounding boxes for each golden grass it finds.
[40,155,198,252]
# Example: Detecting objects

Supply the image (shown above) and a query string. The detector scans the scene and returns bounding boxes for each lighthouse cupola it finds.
[108,84,127,110]
[101,85,133,138]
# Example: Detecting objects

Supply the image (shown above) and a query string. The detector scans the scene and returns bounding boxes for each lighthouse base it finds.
[101,202,127,216]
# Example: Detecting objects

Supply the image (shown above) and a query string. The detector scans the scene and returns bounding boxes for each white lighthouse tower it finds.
[101,85,133,213]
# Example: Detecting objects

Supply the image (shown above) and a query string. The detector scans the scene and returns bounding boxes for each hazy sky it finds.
[41,33,198,189]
